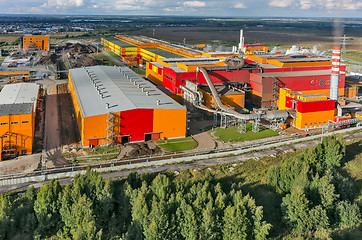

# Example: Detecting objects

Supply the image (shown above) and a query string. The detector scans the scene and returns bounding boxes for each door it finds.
[145,133,152,142]
[89,139,98,148]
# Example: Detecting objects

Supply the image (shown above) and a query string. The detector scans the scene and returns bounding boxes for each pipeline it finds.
[195,67,290,121]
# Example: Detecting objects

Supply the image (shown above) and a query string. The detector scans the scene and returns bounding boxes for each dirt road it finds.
[44,84,69,168]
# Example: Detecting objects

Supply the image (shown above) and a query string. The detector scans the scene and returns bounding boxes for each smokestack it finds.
[330,47,340,101]
[238,29,244,53]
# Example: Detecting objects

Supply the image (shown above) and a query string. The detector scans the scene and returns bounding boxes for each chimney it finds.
[238,29,245,54]
[330,47,341,101]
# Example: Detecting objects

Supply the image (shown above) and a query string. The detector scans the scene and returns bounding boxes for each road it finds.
[0,130,360,194]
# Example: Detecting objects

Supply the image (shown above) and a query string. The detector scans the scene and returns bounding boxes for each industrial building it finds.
[22,35,49,51]
[68,65,187,148]
[0,83,40,159]
[101,34,360,132]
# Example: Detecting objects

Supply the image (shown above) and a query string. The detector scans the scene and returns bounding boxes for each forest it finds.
[0,135,360,240]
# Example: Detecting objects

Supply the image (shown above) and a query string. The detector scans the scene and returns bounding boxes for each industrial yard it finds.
[0,17,360,176]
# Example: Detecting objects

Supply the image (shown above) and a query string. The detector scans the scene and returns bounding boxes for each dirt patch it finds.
[118,142,163,158]
[38,53,57,65]
[57,83,81,147]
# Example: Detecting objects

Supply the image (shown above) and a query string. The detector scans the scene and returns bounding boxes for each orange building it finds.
[279,88,335,129]
[68,66,187,148]
[0,83,40,159]
[22,35,49,51]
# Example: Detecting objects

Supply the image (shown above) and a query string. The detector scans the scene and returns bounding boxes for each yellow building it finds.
[0,83,40,159]
[22,35,49,51]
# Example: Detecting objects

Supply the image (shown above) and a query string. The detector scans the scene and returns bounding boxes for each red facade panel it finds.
[119,109,154,142]
[285,96,335,113]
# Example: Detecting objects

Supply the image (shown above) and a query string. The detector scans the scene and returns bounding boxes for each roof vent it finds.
[146,91,149,96]
[141,87,145,92]
[157,99,160,105]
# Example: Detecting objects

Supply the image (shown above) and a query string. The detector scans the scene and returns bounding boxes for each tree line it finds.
[0,135,360,240]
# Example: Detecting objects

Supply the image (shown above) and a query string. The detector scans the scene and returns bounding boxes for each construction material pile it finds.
[66,43,101,68]
[38,53,57,65]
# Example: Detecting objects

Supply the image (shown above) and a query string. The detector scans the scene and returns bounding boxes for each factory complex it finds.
[99,35,359,135]
[0,32,361,158]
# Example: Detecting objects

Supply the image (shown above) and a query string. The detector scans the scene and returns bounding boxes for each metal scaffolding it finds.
[106,113,116,146]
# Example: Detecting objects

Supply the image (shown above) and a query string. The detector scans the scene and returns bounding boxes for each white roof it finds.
[0,83,39,104]
[69,66,185,118]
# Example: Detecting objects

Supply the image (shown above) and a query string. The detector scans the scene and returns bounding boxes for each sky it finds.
[0,0,361,18]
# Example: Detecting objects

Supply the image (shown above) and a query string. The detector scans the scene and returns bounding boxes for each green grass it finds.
[342,51,362,63]
[157,137,198,151]
[213,125,279,142]
[156,136,193,144]
[93,52,118,66]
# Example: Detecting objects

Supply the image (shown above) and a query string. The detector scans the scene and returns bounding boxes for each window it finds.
[314,122,317,125]
[11,122,18,124]
[0,123,7,125]
[22,121,29,124]
[0,136,7,138]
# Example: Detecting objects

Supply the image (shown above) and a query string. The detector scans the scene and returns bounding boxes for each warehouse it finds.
[68,65,187,148]
[0,83,40,159]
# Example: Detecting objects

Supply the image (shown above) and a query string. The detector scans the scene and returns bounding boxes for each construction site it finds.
[0,29,361,177]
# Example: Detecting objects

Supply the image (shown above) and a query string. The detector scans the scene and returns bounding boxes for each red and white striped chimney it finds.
[330,47,341,100]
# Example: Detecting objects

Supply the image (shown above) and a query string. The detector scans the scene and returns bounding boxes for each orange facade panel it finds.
[23,35,49,51]
[0,113,34,157]
[294,110,334,129]
[153,109,187,139]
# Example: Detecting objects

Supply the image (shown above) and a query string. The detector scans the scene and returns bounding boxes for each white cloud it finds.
[234,3,247,9]
[269,0,294,8]
[42,0,85,9]
[268,0,362,10]
[184,1,206,7]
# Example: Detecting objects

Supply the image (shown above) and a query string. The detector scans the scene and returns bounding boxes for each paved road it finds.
[192,132,216,150]
[1,131,360,194]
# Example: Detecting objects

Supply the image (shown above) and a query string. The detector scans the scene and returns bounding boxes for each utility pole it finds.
[341,34,347,53]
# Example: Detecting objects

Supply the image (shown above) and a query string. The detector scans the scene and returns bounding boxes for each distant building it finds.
[68,66,187,148]
[0,83,40,159]
[22,35,49,51]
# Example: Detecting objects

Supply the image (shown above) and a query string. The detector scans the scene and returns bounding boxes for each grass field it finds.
[157,136,198,151]
[213,125,279,142]
[93,52,119,66]
[342,51,362,63]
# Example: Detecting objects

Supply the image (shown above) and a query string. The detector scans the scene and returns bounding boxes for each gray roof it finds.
[0,83,39,104]
[0,83,39,116]
[102,37,136,48]
[0,103,33,116]
[69,66,185,118]
[253,70,331,78]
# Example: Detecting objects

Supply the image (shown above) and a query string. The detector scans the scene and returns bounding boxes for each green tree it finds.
[0,194,11,240]
[178,199,198,240]
[336,201,361,229]
[200,200,219,240]
[222,203,250,240]
[34,179,62,237]
[281,186,312,233]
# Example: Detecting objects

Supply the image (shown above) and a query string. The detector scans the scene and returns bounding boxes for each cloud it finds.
[268,0,362,10]
[269,0,294,8]
[42,0,85,9]
[184,1,206,7]
[234,3,247,9]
